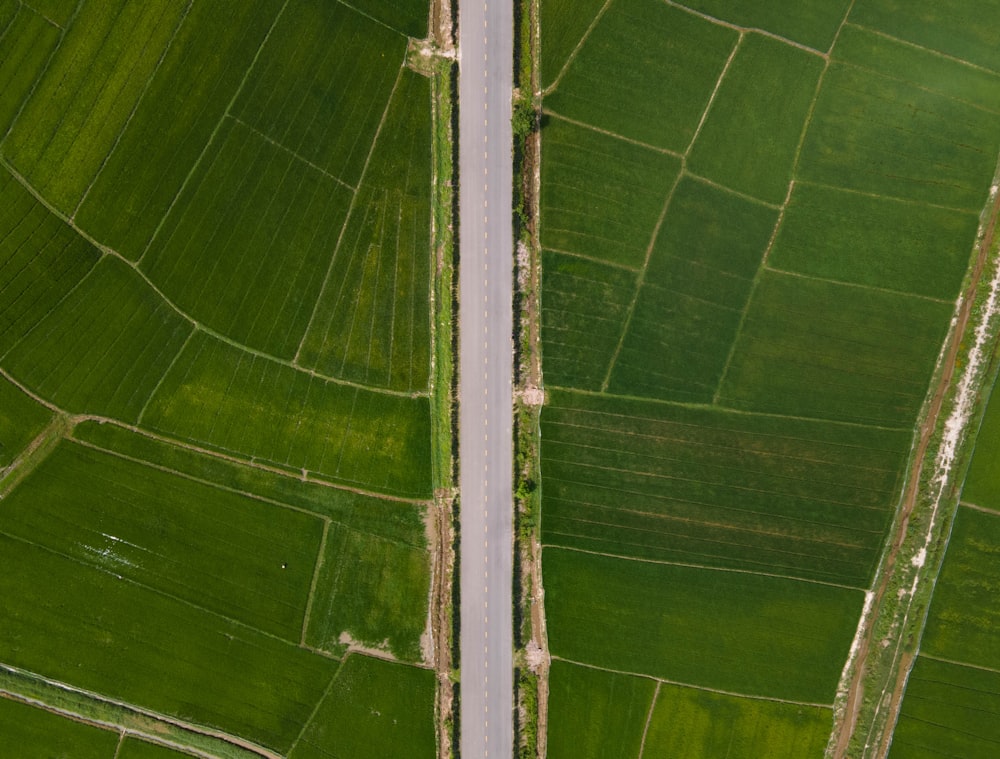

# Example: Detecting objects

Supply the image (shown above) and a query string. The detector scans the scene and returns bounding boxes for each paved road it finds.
[457,0,514,754]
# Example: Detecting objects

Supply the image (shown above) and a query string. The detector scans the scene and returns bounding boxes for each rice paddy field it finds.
[538,0,1000,754]
[0,0,438,756]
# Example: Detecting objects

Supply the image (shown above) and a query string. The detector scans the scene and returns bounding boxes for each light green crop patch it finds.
[545,0,737,153]
[4,0,189,212]
[0,697,118,759]
[644,683,832,758]
[0,5,60,134]
[3,257,192,423]
[544,547,863,702]
[546,660,654,759]
[289,655,436,759]
[141,331,433,498]
[298,70,433,393]
[539,251,637,391]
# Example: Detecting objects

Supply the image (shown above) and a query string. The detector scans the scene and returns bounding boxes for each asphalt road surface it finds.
[457,0,514,754]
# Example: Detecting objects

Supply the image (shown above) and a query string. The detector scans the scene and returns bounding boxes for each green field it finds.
[139,117,353,359]
[0,696,119,759]
[289,654,436,759]
[546,660,654,759]
[4,0,190,212]
[0,0,439,754]
[687,34,824,204]
[1,441,324,640]
[608,177,777,402]
[545,547,862,703]
[538,0,607,88]
[0,171,101,354]
[544,0,737,153]
[717,270,953,426]
[3,257,192,423]
[539,116,681,270]
[0,5,61,134]
[537,0,1000,752]
[797,61,1000,212]
[0,529,337,751]
[72,421,428,535]
[295,69,433,391]
[305,522,430,662]
[540,251,637,390]
[960,379,1000,510]
[768,182,977,300]
[644,684,832,759]
[890,656,1000,759]
[850,0,1000,73]
[118,739,199,759]
[542,389,908,585]
[74,0,284,259]
[140,331,432,498]
[919,507,1000,670]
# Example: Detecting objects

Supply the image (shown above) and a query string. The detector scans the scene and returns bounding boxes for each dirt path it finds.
[831,183,1000,758]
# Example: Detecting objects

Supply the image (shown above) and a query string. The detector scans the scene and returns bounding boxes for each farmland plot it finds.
[296,70,433,392]
[289,654,436,759]
[141,332,432,498]
[643,683,832,759]
[544,548,861,702]
[546,660,654,759]
[0,696,119,759]
[74,0,285,259]
[3,257,193,423]
[0,5,61,135]
[890,657,1000,759]
[4,0,190,212]
[0,0,439,753]
[538,0,1000,750]
[0,171,100,354]
[542,390,908,586]
[607,177,777,402]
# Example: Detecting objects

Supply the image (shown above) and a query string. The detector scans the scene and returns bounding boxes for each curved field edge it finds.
[828,171,1000,757]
